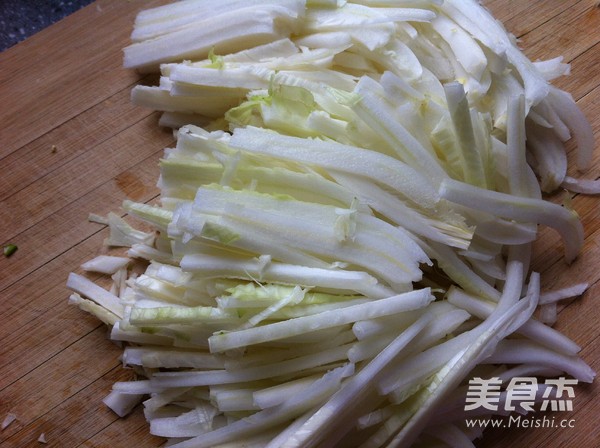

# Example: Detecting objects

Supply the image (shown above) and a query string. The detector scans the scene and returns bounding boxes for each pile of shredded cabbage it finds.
[68,1,597,446]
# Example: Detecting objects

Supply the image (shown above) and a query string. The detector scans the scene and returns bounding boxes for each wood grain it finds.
[0,1,598,447]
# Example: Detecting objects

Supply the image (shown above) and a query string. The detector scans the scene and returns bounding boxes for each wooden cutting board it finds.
[0,1,598,447]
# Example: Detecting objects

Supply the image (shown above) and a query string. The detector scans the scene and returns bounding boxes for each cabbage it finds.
[68,0,596,446]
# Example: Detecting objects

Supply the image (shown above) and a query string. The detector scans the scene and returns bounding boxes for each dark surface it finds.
[0,0,94,51]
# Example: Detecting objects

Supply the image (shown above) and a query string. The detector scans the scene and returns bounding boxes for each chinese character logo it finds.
[505,377,538,412]
[541,378,578,412]
[465,377,503,411]
[464,376,577,413]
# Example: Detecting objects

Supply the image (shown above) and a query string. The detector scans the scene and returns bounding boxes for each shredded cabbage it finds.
[68,0,596,447]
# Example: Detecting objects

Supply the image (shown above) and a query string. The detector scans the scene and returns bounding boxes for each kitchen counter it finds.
[0,0,94,51]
